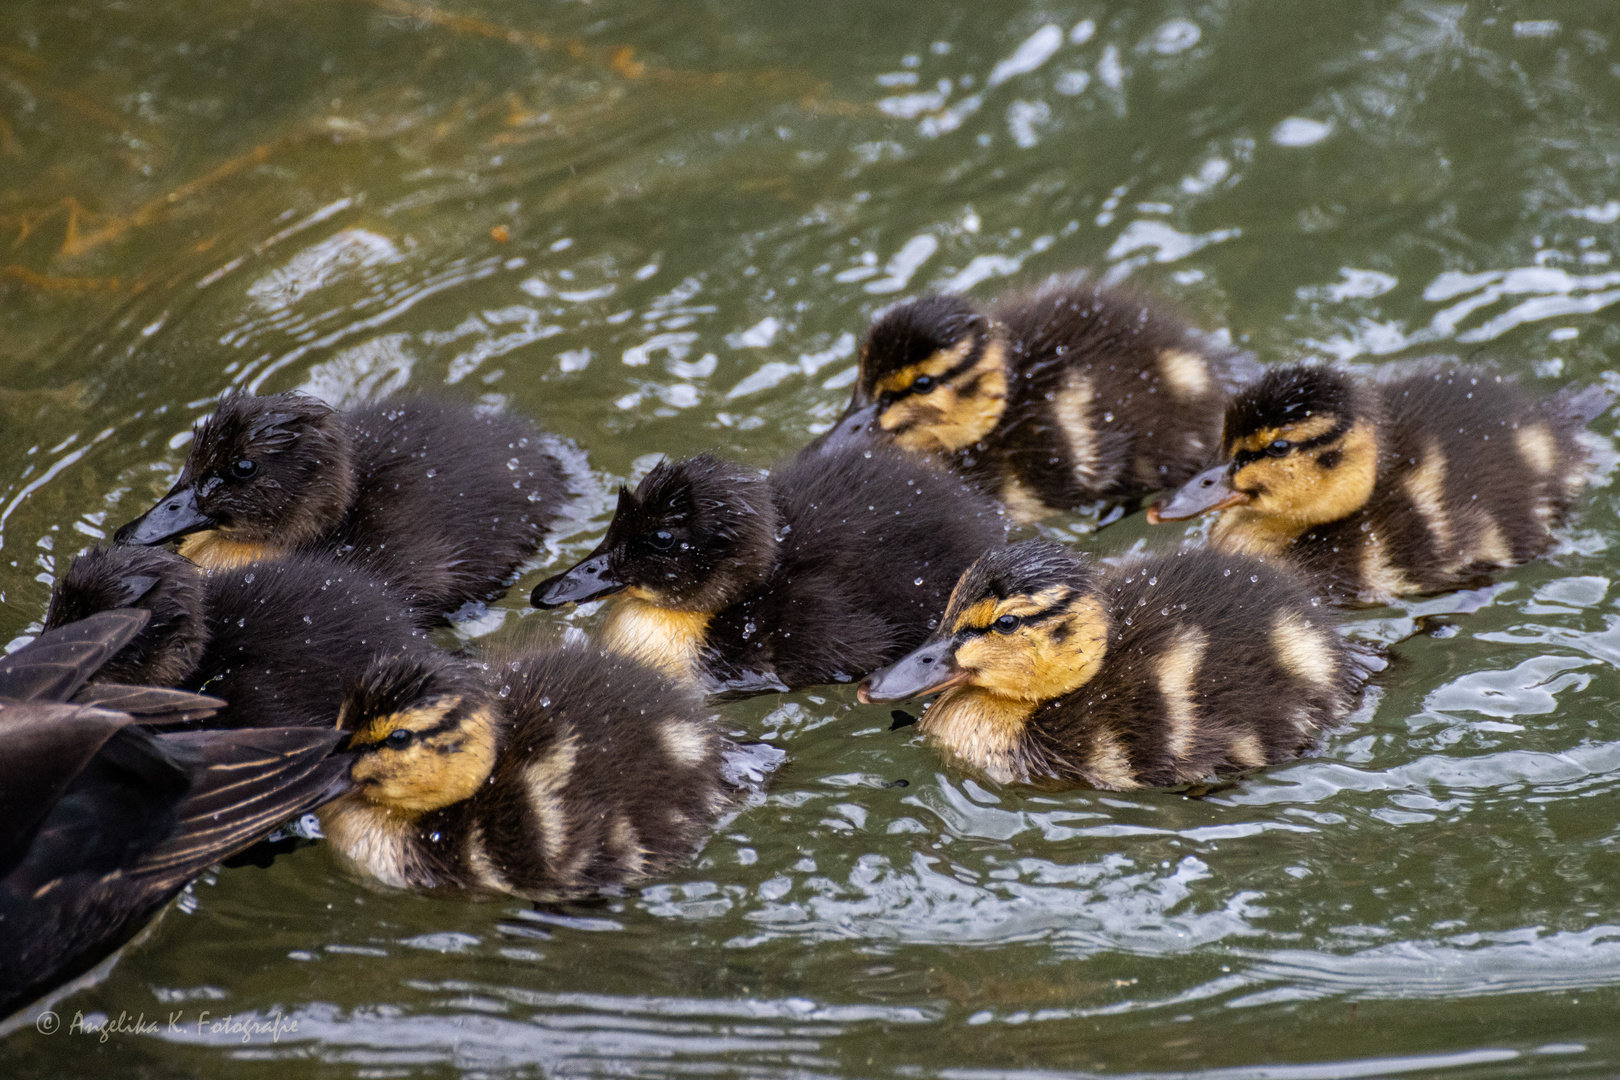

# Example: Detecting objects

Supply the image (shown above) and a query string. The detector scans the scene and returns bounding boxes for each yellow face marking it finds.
[953,591,1110,703]
[600,597,712,680]
[348,697,498,813]
[998,472,1055,525]
[659,718,713,767]
[878,337,1010,453]
[524,736,579,867]
[1231,415,1339,456]
[873,337,974,398]
[1270,611,1339,690]
[1088,727,1141,790]
[1216,419,1379,554]
[1157,625,1208,763]
[1403,441,1452,554]
[178,530,274,570]
[1053,371,1101,486]
[1227,733,1268,770]
[1515,422,1556,475]
[1159,348,1211,399]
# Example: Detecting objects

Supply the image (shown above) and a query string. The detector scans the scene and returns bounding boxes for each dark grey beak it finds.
[858,638,970,704]
[531,553,627,608]
[1146,463,1251,524]
[114,485,212,546]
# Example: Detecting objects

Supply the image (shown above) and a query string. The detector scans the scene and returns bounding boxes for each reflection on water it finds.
[6,0,1620,1076]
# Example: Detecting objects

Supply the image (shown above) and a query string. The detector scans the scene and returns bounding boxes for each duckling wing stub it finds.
[0,609,150,702]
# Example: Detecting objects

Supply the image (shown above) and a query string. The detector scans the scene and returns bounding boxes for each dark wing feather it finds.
[69,683,224,725]
[0,705,135,875]
[126,727,349,886]
[0,610,151,702]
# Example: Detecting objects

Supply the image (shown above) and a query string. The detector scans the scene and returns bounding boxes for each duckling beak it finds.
[1146,463,1250,524]
[531,554,627,608]
[113,484,213,546]
[806,403,883,456]
[857,639,971,704]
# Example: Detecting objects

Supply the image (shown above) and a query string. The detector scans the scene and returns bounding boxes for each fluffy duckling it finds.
[45,545,433,729]
[1148,364,1612,603]
[113,392,572,618]
[532,439,1006,697]
[825,280,1241,522]
[858,540,1374,789]
[1,610,346,1017]
[320,645,768,898]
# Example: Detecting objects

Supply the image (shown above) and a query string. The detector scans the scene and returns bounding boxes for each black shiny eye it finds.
[230,459,258,480]
[647,530,676,551]
[992,614,1021,634]
[1266,439,1291,457]
[911,374,936,393]
[384,729,414,749]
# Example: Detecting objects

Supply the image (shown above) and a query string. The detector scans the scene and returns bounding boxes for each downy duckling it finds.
[825,280,1242,522]
[1148,364,1612,603]
[0,609,346,1017]
[858,540,1375,789]
[45,545,433,729]
[531,440,1006,697]
[113,392,573,618]
[320,645,770,898]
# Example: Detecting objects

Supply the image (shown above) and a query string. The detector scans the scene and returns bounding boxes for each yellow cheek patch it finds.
[178,530,274,570]
[1225,420,1378,542]
[872,338,974,398]
[1231,414,1340,455]
[879,339,1009,454]
[349,698,498,813]
[955,594,1109,703]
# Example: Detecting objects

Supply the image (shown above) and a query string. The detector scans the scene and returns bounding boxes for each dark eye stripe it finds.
[965,594,1074,637]
[361,703,469,753]
[888,339,985,404]
[1232,418,1351,468]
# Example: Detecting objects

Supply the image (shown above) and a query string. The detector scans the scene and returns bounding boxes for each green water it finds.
[5,1,1620,1075]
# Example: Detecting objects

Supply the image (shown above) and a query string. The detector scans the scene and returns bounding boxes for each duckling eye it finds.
[647,530,676,551]
[384,729,415,749]
[911,375,936,394]
[230,459,259,480]
[992,614,1022,634]
[1266,439,1291,457]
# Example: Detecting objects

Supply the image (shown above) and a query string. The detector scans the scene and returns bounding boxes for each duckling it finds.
[319,643,769,898]
[824,280,1242,522]
[0,609,347,1017]
[858,540,1375,789]
[1147,364,1613,604]
[45,545,433,729]
[531,438,1006,697]
[113,391,573,618]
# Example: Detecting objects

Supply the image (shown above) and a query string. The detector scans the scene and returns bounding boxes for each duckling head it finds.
[44,545,209,687]
[860,540,1110,708]
[114,392,356,556]
[842,294,1010,455]
[1149,365,1379,546]
[532,455,779,614]
[339,653,502,814]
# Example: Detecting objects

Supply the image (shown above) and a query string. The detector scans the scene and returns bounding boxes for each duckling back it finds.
[324,646,752,898]
[985,281,1235,513]
[708,438,1006,691]
[1045,548,1372,788]
[334,398,572,615]
[1285,368,1602,601]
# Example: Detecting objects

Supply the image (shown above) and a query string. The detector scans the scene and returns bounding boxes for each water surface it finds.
[4,1,1620,1076]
